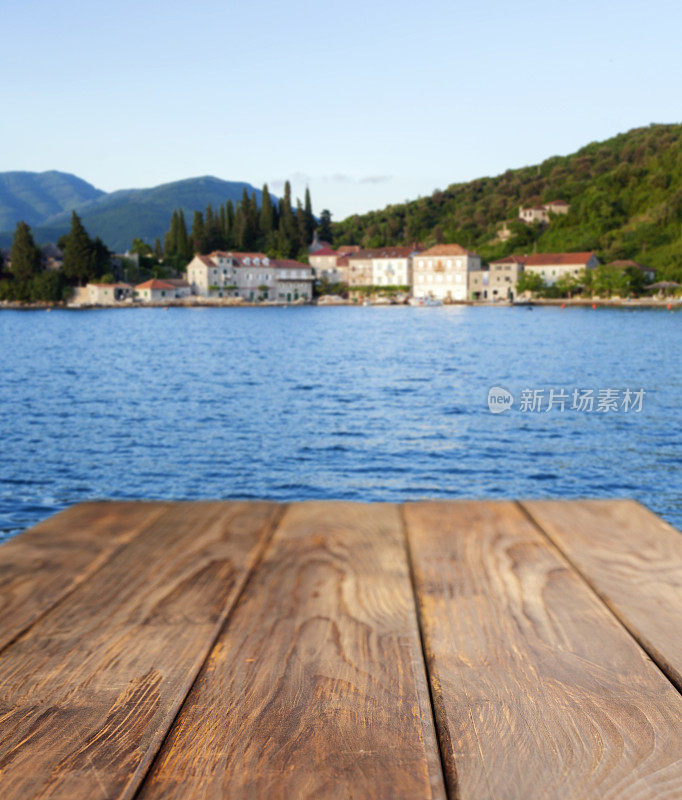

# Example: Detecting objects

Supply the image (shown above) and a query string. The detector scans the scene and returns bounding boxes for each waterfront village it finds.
[0,199,673,308]
[70,199,663,307]
[74,241,660,308]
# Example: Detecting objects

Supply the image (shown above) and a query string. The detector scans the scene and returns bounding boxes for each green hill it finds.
[333,123,682,275]
[0,176,275,252]
[0,171,104,231]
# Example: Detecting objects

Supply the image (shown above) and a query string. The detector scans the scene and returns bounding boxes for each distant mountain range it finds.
[0,172,273,252]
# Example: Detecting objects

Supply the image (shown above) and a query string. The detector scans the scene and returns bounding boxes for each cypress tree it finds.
[177,210,192,261]
[154,237,163,261]
[278,181,298,258]
[164,211,178,259]
[318,209,333,243]
[62,212,95,285]
[236,189,258,250]
[304,187,315,245]
[191,210,207,254]
[219,205,227,241]
[91,237,111,277]
[10,221,42,282]
[296,199,307,255]
[224,200,235,248]
[205,204,223,251]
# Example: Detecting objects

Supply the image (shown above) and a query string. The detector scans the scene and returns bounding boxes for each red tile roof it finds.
[418,244,479,258]
[271,259,312,269]
[135,279,176,290]
[523,252,595,267]
[373,246,420,259]
[347,249,381,260]
[337,245,361,255]
[309,247,338,257]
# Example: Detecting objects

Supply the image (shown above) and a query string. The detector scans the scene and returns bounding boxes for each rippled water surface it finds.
[1,305,681,539]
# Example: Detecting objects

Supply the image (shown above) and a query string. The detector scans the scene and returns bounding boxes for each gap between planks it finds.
[518,499,682,694]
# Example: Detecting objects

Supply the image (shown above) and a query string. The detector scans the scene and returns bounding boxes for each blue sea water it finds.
[1,305,681,540]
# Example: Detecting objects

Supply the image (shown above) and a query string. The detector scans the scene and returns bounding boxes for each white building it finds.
[519,200,570,224]
[412,244,481,301]
[271,259,315,302]
[135,279,179,302]
[185,252,313,302]
[86,282,134,304]
[308,247,341,281]
[523,252,598,285]
[371,246,419,287]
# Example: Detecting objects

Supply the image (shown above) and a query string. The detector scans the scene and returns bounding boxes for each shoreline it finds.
[1,297,681,311]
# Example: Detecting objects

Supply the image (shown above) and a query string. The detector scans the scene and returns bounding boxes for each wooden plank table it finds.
[0,500,680,799]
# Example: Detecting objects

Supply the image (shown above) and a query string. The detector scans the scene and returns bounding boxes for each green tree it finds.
[277,181,298,257]
[259,184,274,242]
[304,187,315,244]
[296,199,307,254]
[177,210,192,261]
[91,237,111,278]
[516,271,545,295]
[223,200,235,249]
[10,221,42,281]
[191,210,208,254]
[318,209,333,242]
[131,238,152,256]
[62,212,96,285]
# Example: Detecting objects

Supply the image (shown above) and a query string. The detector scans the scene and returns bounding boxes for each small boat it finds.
[409,297,442,307]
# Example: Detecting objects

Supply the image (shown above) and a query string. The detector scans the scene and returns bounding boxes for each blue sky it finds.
[2,0,681,219]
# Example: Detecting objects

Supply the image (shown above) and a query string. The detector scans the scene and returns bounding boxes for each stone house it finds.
[87,282,134,304]
[135,279,179,302]
[271,259,315,302]
[308,247,343,282]
[412,244,481,301]
[519,200,570,224]
[347,250,377,288]
[185,252,312,302]
[485,256,528,300]
[371,246,420,287]
[523,252,598,285]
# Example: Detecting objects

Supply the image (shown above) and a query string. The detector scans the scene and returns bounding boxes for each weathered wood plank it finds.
[405,500,682,800]
[0,501,281,800]
[521,499,682,690]
[137,501,445,800]
[0,501,169,653]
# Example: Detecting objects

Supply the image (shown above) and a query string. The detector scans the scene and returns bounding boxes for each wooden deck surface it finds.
[0,499,680,799]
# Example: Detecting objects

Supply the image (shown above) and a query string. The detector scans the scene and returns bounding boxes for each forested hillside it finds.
[333,124,682,277]
[0,171,103,230]
[0,176,275,252]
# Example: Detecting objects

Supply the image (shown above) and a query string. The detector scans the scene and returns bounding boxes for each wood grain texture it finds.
[0,502,169,653]
[521,499,682,690]
[0,501,281,800]
[137,501,445,800]
[404,500,682,800]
